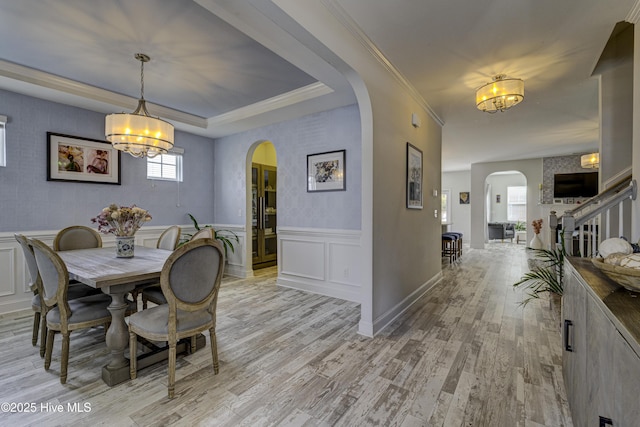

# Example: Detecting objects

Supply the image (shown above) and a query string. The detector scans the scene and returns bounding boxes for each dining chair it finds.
[15,234,102,358]
[29,238,130,384]
[190,227,214,241]
[129,238,225,398]
[53,225,102,251]
[135,225,181,309]
[157,225,182,250]
[141,226,212,309]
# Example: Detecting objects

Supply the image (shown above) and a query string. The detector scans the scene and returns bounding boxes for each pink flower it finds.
[91,204,151,236]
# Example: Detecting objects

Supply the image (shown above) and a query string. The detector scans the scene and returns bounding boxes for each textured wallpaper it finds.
[0,89,216,232]
[213,104,362,230]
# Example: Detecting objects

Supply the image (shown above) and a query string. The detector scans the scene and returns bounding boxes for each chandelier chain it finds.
[139,58,145,100]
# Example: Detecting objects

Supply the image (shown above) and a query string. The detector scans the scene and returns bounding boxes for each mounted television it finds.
[553,172,598,198]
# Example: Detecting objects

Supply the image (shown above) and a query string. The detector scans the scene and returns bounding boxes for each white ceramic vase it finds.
[529,233,543,250]
[115,236,135,258]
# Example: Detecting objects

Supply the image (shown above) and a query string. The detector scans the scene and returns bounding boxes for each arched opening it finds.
[248,141,278,271]
[485,171,528,245]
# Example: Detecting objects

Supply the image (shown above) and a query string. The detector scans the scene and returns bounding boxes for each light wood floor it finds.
[0,243,572,426]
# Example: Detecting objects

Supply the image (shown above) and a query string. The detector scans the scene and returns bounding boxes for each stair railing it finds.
[549,175,636,257]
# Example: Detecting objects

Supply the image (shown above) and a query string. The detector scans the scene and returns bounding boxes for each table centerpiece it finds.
[91,204,152,257]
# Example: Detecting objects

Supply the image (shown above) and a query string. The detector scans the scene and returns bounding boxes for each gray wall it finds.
[0,89,216,232]
[213,104,362,230]
[442,170,471,239]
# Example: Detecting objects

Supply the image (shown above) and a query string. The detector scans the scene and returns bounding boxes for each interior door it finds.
[252,163,277,268]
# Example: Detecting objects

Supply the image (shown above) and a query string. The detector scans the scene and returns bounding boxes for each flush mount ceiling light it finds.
[105,53,174,158]
[476,74,525,113]
[581,152,599,169]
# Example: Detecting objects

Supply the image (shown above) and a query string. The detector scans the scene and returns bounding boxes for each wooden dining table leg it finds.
[101,283,135,386]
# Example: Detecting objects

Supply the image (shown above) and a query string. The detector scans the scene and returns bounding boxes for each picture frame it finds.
[406,143,423,209]
[459,192,470,204]
[307,149,346,192]
[47,132,121,185]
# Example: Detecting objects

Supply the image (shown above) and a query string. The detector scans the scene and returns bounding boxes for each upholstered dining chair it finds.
[53,225,102,251]
[129,238,225,399]
[141,226,212,309]
[190,227,214,241]
[29,238,127,384]
[14,234,101,358]
[157,225,182,250]
[135,225,181,309]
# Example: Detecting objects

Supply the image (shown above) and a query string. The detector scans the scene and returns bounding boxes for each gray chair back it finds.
[161,238,224,312]
[15,234,39,292]
[190,228,214,241]
[157,225,181,250]
[30,239,69,311]
[54,225,102,251]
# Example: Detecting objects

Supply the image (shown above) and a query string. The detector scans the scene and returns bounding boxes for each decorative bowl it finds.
[591,257,640,292]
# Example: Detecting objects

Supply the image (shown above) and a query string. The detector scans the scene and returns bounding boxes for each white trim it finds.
[371,272,443,336]
[277,227,362,304]
[207,82,333,127]
[320,0,444,127]
[0,59,207,128]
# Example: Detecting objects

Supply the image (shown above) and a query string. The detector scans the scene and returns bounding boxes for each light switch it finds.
[434,209,438,218]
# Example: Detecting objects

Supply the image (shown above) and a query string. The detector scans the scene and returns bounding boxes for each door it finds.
[252,163,277,268]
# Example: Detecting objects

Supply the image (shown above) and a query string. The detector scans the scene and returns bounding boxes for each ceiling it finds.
[0,0,637,171]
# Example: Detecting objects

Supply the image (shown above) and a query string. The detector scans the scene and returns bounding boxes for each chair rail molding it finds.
[0,225,248,315]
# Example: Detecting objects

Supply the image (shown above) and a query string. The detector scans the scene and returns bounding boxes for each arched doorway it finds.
[250,141,277,270]
[485,171,527,243]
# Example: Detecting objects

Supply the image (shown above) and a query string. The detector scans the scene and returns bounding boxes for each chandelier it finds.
[476,74,524,113]
[581,152,599,169]
[105,53,174,158]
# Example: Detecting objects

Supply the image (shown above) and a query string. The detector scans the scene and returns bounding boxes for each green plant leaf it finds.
[514,243,566,305]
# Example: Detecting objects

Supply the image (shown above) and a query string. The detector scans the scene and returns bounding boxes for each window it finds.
[507,186,527,222]
[147,152,183,181]
[0,115,6,167]
[441,189,451,223]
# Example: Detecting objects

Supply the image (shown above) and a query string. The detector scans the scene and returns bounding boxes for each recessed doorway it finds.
[251,141,277,269]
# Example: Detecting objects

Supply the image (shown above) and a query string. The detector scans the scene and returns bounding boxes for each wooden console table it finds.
[563,257,640,426]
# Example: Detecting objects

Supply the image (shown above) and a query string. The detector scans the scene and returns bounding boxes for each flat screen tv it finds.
[553,172,598,198]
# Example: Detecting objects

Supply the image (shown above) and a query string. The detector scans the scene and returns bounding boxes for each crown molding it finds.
[0,59,208,128]
[319,0,444,126]
[207,81,333,127]
[626,0,640,23]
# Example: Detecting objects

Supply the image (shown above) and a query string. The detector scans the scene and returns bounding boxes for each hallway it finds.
[0,243,571,426]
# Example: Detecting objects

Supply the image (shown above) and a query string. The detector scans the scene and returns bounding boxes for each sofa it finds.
[488,222,516,242]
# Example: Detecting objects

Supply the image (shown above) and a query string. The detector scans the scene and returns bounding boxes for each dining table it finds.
[56,245,175,386]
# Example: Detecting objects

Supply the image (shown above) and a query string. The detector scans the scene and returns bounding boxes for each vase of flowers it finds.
[529,218,544,250]
[91,204,152,257]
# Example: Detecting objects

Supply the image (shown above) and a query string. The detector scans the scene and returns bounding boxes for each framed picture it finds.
[406,143,423,209]
[307,149,346,192]
[459,192,470,204]
[47,132,121,185]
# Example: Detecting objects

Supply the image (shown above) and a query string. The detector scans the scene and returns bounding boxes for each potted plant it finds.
[182,213,239,258]
[513,242,565,306]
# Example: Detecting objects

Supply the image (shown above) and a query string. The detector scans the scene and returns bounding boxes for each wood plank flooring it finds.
[0,243,572,426]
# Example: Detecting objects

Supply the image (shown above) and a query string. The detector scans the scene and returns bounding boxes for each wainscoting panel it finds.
[0,247,17,298]
[0,225,248,315]
[277,227,362,303]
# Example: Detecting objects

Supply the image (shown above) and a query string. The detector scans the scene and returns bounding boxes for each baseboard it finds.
[372,271,443,336]
[277,276,360,303]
